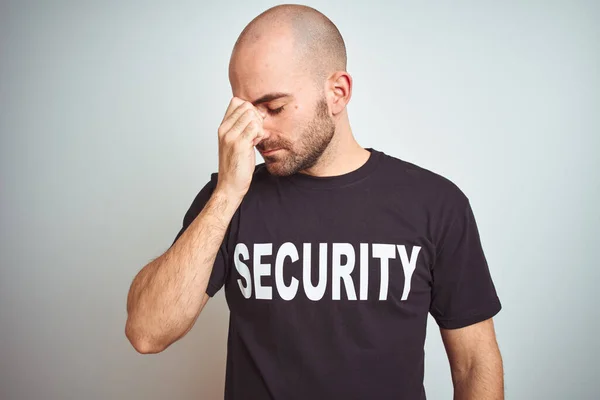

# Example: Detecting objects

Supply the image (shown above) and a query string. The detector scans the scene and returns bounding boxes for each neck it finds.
[299,114,370,177]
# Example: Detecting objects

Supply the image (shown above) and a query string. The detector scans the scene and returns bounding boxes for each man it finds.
[125,4,503,400]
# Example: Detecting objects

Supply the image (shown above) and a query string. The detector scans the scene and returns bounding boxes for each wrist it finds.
[210,188,244,216]
[213,184,246,205]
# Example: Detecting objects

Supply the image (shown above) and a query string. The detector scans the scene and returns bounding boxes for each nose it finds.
[258,114,275,140]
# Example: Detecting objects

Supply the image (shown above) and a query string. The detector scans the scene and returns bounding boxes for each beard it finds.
[257,97,335,177]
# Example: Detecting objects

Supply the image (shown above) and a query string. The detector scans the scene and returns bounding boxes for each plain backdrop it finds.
[1,1,598,399]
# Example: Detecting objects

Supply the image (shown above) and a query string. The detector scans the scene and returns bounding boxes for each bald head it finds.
[229,5,347,86]
[225,6,353,177]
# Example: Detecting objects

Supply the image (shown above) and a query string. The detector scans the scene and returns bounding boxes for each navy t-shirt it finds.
[172,148,501,400]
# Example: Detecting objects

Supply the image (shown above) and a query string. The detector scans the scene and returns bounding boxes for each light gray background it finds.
[1,1,598,399]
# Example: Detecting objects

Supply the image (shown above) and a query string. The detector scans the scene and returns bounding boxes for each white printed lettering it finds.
[232,242,422,302]
[332,243,356,300]
[360,243,369,300]
[372,244,396,300]
[234,243,252,299]
[275,242,299,301]
[303,243,327,301]
[398,245,421,300]
[254,243,273,300]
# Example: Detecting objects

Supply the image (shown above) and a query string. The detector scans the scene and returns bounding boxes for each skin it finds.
[441,319,504,400]
[125,4,503,399]
[228,5,370,179]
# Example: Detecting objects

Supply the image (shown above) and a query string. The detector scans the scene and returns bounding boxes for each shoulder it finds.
[204,163,270,186]
[376,150,469,207]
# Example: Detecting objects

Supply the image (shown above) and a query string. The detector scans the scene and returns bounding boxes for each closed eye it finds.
[267,106,285,116]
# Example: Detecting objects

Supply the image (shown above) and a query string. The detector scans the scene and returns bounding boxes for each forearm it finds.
[125,190,241,353]
[452,354,504,400]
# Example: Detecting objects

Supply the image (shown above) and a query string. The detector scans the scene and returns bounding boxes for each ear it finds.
[326,71,352,115]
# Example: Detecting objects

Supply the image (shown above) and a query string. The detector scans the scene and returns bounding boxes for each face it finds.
[229,33,336,176]
[256,96,335,176]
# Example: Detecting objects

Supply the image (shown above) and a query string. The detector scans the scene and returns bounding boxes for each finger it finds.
[240,119,265,146]
[224,108,258,140]
[252,129,269,146]
[221,97,245,123]
[219,102,257,137]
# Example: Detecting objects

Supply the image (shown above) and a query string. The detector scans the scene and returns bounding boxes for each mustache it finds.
[256,139,290,152]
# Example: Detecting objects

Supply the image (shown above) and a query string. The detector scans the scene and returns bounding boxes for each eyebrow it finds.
[251,92,293,106]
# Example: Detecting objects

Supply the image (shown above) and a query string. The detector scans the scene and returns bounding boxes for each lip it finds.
[260,148,281,155]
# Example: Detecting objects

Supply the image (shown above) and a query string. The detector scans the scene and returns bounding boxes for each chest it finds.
[223,187,436,310]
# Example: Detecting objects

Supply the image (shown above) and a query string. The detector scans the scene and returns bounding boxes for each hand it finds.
[215,97,268,199]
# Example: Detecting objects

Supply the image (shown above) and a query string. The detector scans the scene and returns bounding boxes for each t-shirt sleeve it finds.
[429,192,501,329]
[171,173,228,297]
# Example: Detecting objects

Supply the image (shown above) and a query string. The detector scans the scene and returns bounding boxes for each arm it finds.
[125,98,267,354]
[125,190,241,354]
[440,318,504,400]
